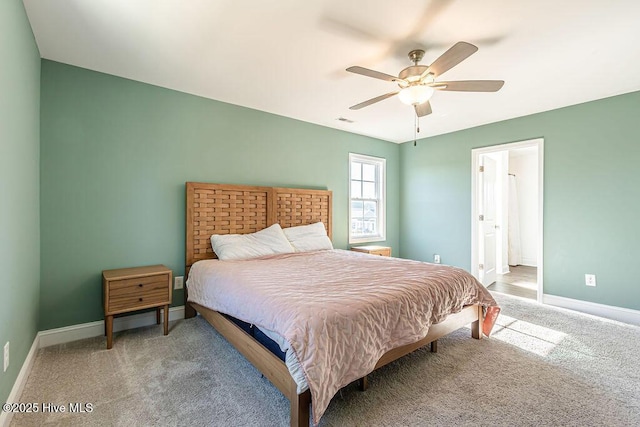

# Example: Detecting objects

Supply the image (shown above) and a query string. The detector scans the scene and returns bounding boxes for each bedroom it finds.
[2,0,639,426]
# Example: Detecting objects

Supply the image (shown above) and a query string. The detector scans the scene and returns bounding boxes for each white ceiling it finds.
[23,0,640,143]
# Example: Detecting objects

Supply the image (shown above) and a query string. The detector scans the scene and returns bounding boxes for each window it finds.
[349,153,386,243]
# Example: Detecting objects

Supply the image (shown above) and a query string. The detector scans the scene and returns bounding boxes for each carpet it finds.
[10,292,640,426]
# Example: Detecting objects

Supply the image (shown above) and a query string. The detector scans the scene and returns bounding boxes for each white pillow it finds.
[283,222,333,252]
[210,223,294,260]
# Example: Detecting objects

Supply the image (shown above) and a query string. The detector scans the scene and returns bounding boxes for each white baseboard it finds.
[39,306,185,348]
[543,294,640,326]
[0,335,40,427]
[521,258,537,267]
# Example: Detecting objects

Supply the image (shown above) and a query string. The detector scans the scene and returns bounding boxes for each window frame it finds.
[348,153,386,244]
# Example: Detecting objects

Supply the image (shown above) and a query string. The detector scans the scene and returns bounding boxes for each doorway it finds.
[471,138,544,302]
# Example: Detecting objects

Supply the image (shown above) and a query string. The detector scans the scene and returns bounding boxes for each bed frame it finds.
[184,182,482,427]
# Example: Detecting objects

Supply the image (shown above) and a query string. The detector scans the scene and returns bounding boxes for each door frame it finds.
[471,138,544,302]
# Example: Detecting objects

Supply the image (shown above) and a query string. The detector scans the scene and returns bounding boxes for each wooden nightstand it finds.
[350,245,392,257]
[102,265,172,349]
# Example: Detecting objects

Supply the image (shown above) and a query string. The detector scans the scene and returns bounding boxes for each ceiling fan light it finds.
[398,85,434,105]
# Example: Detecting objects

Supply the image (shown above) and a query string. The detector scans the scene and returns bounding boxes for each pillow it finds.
[283,222,333,252]
[210,223,294,260]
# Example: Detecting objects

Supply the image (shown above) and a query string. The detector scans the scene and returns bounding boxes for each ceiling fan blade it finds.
[321,17,386,44]
[423,41,478,78]
[346,66,399,82]
[434,80,505,92]
[349,91,399,110]
[414,101,432,117]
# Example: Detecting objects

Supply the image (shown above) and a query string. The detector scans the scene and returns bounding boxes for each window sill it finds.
[349,236,386,244]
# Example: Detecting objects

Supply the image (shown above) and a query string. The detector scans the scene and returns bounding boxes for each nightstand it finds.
[102,265,172,349]
[350,245,392,257]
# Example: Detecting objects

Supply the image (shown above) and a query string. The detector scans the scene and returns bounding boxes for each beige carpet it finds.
[10,293,640,426]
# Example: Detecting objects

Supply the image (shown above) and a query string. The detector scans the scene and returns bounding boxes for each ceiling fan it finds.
[346,42,504,117]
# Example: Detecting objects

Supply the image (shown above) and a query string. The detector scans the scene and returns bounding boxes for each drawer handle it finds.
[139,298,143,302]
[138,284,143,287]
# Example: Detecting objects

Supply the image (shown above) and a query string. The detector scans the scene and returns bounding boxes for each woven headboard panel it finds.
[273,188,332,235]
[186,182,332,267]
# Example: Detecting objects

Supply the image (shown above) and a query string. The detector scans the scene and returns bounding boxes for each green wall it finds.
[0,0,41,405]
[400,91,640,310]
[39,60,400,330]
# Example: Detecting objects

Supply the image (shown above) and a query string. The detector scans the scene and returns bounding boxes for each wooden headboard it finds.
[185,182,333,268]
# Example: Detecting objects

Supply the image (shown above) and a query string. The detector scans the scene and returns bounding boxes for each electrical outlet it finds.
[585,274,596,287]
[174,276,184,290]
[3,342,9,372]
[434,254,441,264]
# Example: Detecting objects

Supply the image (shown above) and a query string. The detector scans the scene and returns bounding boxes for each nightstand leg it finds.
[106,315,113,349]
[156,307,161,325]
[163,305,169,335]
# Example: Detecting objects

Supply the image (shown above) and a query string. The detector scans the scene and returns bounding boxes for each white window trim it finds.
[349,153,386,244]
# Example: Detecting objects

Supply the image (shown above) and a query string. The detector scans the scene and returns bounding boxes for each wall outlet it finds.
[3,342,8,372]
[434,254,441,264]
[585,274,596,287]
[174,276,184,290]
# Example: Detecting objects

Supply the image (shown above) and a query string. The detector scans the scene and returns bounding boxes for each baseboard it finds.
[38,306,185,348]
[0,335,40,427]
[543,294,640,326]
[521,258,537,267]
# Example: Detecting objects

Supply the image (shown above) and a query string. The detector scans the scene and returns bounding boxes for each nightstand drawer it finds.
[109,274,169,296]
[109,288,170,312]
[368,248,391,256]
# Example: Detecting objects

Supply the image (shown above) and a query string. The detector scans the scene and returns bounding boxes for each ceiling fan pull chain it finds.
[413,114,422,146]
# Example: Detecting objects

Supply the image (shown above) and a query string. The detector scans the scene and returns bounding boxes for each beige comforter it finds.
[187,249,499,425]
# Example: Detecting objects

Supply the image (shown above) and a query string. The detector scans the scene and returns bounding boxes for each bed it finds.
[183,182,499,426]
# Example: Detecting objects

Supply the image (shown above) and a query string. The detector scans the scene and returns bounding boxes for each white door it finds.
[479,155,497,286]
